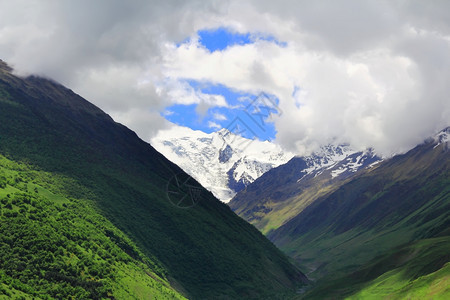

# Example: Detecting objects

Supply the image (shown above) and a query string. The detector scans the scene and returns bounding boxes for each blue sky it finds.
[163,28,281,141]
[163,81,279,141]
[197,28,251,52]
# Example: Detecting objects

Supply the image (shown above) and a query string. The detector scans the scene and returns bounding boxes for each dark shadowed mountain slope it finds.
[0,60,307,299]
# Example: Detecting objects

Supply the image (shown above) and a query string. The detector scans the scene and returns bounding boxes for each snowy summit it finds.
[151,126,293,202]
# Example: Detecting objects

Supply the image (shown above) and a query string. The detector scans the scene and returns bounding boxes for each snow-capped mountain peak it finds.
[151,126,294,202]
[303,144,354,173]
[297,144,381,182]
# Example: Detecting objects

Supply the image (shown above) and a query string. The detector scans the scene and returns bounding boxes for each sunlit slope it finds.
[300,237,450,299]
[0,154,185,299]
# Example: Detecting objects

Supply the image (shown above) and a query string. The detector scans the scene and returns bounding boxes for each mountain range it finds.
[151,127,382,205]
[0,59,307,299]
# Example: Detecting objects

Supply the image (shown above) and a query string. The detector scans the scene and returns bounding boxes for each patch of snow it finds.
[433,127,450,149]
[331,168,346,178]
[367,160,381,169]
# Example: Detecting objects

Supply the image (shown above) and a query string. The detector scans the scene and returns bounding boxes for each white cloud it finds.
[111,108,172,142]
[162,79,228,108]
[0,0,449,156]
[213,112,227,121]
[208,121,222,130]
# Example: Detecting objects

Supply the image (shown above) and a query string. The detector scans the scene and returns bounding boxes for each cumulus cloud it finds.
[213,113,227,121]
[0,0,449,155]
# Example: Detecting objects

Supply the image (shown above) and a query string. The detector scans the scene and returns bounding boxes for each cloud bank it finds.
[1,0,449,156]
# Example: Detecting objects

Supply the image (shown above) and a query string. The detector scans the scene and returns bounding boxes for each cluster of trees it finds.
[0,191,112,298]
[0,160,173,299]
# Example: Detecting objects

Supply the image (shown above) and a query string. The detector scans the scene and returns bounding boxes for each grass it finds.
[350,262,449,299]
[299,237,450,299]
[113,263,185,300]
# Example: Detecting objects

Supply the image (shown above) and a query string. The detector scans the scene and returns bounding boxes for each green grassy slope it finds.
[0,60,307,299]
[266,136,450,298]
[300,237,450,299]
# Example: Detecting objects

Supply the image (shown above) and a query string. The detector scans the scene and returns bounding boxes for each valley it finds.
[150,109,450,299]
[1,1,449,299]
[1,56,449,299]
